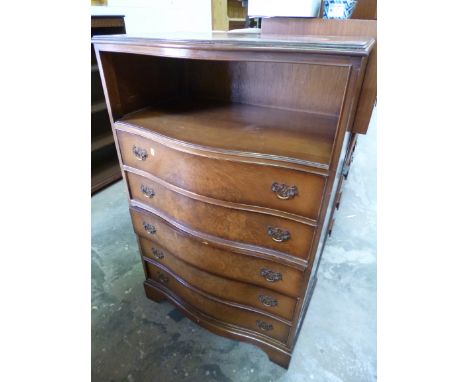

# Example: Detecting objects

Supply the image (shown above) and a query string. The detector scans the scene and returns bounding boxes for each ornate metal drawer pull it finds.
[156,271,168,284]
[267,227,291,243]
[151,247,164,259]
[143,222,156,235]
[260,268,283,282]
[140,184,155,198]
[258,295,278,307]
[271,182,298,200]
[132,145,148,161]
[256,320,273,331]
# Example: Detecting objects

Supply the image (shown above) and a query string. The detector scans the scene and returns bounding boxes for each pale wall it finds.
[91,0,212,34]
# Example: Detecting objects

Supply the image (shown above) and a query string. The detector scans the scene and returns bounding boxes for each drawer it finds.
[145,261,291,344]
[127,172,315,259]
[117,130,326,220]
[139,237,297,321]
[132,209,303,296]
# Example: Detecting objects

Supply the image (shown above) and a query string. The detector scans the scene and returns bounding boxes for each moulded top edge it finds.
[92,32,375,55]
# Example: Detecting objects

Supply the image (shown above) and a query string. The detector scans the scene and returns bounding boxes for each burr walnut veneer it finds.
[92,32,375,368]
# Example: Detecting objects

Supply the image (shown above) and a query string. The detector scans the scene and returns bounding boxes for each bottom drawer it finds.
[145,261,291,344]
[140,236,297,321]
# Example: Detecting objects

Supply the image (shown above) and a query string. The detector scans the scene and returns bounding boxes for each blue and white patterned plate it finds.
[323,0,358,19]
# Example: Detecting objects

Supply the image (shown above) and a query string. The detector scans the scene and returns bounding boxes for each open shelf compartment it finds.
[118,100,337,167]
[101,52,350,169]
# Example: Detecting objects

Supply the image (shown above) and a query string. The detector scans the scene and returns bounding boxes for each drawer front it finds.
[140,237,297,321]
[117,130,326,220]
[146,261,291,344]
[128,171,315,259]
[132,209,303,296]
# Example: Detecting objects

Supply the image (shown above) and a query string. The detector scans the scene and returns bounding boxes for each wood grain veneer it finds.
[129,191,316,260]
[93,32,375,368]
[135,216,306,296]
[140,238,298,321]
[117,129,327,220]
[145,261,292,343]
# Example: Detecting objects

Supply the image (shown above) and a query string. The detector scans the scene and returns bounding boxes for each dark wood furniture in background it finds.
[93,32,375,368]
[351,0,377,20]
[91,16,125,194]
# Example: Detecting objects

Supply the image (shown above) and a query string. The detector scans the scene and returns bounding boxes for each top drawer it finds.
[116,130,326,221]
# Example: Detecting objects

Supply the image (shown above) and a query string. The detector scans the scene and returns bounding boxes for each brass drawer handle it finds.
[267,227,290,243]
[140,184,155,198]
[143,222,156,235]
[151,247,164,259]
[258,295,278,307]
[271,182,298,200]
[156,271,168,284]
[256,320,273,331]
[260,268,283,282]
[132,145,148,161]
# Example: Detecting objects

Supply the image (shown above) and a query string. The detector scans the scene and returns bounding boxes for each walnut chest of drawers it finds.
[92,32,375,368]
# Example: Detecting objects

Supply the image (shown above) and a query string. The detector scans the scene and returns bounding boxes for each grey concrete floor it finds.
[92,110,376,382]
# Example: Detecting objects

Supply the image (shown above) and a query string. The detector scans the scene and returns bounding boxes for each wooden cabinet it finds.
[91,16,125,194]
[92,32,375,368]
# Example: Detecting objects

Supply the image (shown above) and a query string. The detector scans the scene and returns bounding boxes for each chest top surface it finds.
[92,31,375,56]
